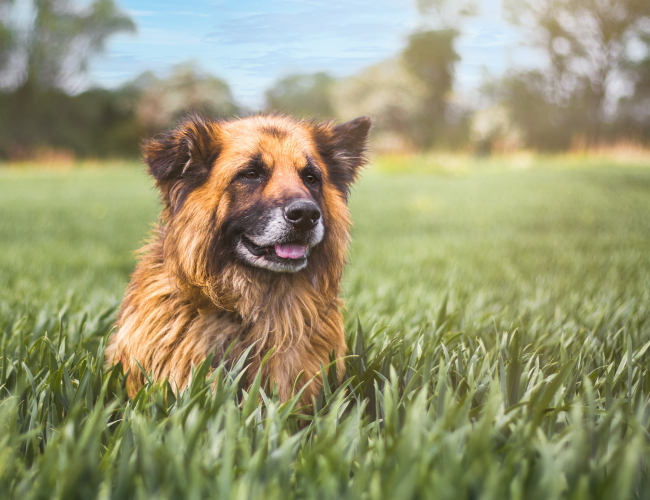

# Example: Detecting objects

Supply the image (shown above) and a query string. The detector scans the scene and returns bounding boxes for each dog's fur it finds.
[105,114,371,403]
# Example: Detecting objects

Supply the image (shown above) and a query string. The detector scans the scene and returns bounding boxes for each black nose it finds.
[284,200,321,231]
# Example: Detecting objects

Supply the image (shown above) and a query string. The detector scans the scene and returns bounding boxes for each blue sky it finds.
[90,0,538,109]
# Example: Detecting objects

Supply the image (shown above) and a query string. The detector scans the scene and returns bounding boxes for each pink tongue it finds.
[275,243,307,259]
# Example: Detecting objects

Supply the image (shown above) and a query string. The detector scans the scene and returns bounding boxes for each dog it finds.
[105,114,371,404]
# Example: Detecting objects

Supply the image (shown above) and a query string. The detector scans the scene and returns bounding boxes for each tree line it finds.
[1,0,649,160]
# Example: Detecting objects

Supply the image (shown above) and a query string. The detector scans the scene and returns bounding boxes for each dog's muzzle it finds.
[235,201,324,272]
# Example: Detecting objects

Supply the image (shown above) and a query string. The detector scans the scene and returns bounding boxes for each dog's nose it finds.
[284,200,321,230]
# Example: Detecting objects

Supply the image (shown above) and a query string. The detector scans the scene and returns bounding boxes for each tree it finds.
[402,29,462,148]
[1,0,134,91]
[415,0,479,26]
[0,0,15,74]
[502,0,650,147]
[135,63,239,135]
[265,72,336,119]
[330,59,428,152]
[0,0,136,159]
[400,0,476,149]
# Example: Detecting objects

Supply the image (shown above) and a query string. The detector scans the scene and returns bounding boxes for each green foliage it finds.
[330,59,428,153]
[416,0,479,22]
[498,0,650,149]
[0,65,241,160]
[0,3,242,161]
[0,86,143,159]
[18,0,135,89]
[402,29,464,149]
[331,31,467,152]
[0,0,16,71]
[135,63,240,135]
[1,161,650,498]
[265,72,336,119]
[0,0,138,159]
[403,30,458,100]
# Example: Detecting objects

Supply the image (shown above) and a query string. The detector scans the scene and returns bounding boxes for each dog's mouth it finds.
[240,235,309,271]
[242,237,308,259]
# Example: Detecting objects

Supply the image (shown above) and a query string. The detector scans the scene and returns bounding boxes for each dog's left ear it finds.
[314,116,372,200]
[142,115,221,209]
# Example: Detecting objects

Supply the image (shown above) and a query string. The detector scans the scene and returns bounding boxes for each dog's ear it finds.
[313,116,372,201]
[142,115,221,209]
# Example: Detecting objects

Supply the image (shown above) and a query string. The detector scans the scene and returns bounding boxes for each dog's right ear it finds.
[312,116,372,202]
[142,115,221,209]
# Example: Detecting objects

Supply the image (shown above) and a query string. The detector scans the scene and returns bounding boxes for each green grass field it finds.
[1,158,650,499]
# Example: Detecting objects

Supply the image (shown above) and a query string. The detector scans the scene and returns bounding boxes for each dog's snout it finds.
[284,200,321,230]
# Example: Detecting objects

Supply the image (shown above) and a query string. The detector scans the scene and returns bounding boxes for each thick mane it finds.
[108,235,344,398]
[106,114,370,402]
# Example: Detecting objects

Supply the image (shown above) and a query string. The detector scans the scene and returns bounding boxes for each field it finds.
[1,157,650,499]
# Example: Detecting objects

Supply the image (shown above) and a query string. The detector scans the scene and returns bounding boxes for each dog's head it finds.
[143,114,371,287]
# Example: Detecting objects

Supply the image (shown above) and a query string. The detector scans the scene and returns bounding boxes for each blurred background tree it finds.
[0,0,137,159]
[494,0,650,149]
[136,63,239,136]
[416,0,479,27]
[0,0,16,75]
[1,0,650,160]
[265,72,335,119]
[331,59,428,152]
[265,0,473,152]
[402,29,464,149]
[0,1,240,160]
[20,0,135,91]
[390,0,476,149]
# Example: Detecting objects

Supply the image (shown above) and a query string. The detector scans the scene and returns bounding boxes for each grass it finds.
[1,157,650,499]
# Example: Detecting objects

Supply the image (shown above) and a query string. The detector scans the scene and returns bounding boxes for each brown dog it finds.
[105,114,371,403]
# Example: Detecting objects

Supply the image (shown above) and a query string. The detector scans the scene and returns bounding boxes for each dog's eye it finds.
[304,174,317,184]
[243,170,260,180]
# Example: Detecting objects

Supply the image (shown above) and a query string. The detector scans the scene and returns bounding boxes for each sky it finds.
[89,0,539,109]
